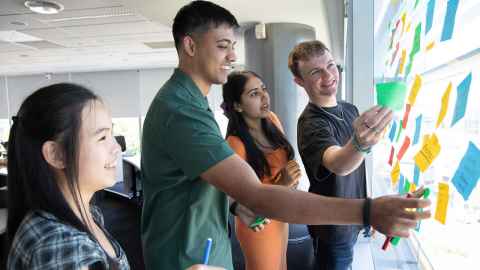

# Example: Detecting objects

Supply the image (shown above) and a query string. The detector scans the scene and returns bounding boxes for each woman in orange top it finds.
[222,71,301,270]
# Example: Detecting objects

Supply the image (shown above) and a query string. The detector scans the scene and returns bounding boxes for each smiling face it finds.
[194,23,237,85]
[235,75,271,120]
[294,51,339,100]
[77,100,121,194]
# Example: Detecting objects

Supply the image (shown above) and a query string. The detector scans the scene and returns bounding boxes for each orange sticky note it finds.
[410,182,417,193]
[397,136,411,161]
[391,161,401,186]
[388,146,395,166]
[414,133,441,172]
[426,41,435,51]
[402,104,411,128]
[436,82,452,128]
[435,182,449,224]
[399,49,407,74]
[407,75,422,106]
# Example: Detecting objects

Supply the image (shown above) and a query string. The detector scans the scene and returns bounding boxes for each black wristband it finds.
[363,198,372,226]
[229,201,239,216]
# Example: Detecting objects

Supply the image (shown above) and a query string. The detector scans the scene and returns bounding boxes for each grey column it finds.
[245,23,315,151]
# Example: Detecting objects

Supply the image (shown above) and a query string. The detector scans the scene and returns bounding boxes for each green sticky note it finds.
[391,236,401,246]
[395,121,403,142]
[423,187,431,199]
[414,0,420,9]
[404,180,411,194]
[410,23,422,59]
[376,81,407,111]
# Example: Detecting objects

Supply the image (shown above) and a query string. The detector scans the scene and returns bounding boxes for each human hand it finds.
[274,160,301,188]
[186,264,226,270]
[352,106,393,149]
[236,203,271,232]
[370,195,431,238]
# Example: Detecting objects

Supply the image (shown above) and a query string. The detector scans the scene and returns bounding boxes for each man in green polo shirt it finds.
[141,1,432,270]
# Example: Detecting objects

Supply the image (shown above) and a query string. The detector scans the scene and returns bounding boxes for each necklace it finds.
[316,103,345,122]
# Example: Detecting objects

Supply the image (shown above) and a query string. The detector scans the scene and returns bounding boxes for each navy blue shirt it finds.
[297,101,366,244]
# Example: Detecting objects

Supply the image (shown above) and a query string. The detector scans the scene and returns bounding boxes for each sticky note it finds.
[435,182,450,224]
[402,104,411,128]
[413,164,420,186]
[441,0,459,41]
[376,81,407,111]
[397,136,411,161]
[388,121,397,142]
[399,174,405,194]
[414,133,441,172]
[413,114,423,145]
[399,49,407,74]
[451,72,472,126]
[414,0,420,8]
[391,161,401,186]
[408,75,423,106]
[410,182,417,193]
[401,12,406,36]
[451,142,480,201]
[425,0,436,34]
[436,82,452,129]
[426,41,435,51]
[395,120,403,142]
[388,146,395,166]
[404,180,411,194]
[406,21,411,33]
[410,23,422,59]
[391,42,400,65]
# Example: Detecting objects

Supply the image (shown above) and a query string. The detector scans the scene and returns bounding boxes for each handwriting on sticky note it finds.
[414,133,441,172]
[435,182,449,224]
[451,142,480,201]
[436,82,452,128]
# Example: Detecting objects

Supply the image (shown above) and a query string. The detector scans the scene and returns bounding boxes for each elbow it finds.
[328,165,353,176]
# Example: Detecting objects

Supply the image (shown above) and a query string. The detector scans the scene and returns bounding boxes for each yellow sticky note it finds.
[410,182,417,193]
[426,41,435,51]
[399,49,407,74]
[407,75,422,106]
[391,161,401,186]
[436,82,452,128]
[435,182,449,224]
[401,12,406,35]
[414,133,441,172]
[406,21,411,33]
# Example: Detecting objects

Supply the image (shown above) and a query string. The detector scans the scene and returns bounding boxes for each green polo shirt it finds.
[141,69,235,270]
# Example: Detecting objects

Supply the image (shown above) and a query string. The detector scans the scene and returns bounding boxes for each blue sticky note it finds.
[389,121,397,142]
[451,72,472,126]
[452,142,480,201]
[413,115,423,145]
[441,0,459,41]
[399,174,405,194]
[426,0,436,34]
[413,164,420,186]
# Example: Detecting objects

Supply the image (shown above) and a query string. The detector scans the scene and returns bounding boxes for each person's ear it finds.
[42,141,65,169]
[294,76,305,88]
[233,102,243,113]
[182,35,196,57]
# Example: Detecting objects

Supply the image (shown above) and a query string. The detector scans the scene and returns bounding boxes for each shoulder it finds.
[9,212,104,268]
[339,101,359,115]
[226,136,247,160]
[268,111,284,132]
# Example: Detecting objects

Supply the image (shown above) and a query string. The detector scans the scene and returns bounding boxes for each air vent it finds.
[143,41,175,49]
[16,40,64,49]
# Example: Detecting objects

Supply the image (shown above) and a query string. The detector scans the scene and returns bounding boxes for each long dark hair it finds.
[7,83,99,245]
[222,71,294,179]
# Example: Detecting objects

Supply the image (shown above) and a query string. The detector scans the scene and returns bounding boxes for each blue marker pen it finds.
[202,238,213,265]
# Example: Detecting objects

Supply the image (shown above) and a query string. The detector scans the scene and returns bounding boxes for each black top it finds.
[297,101,366,244]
